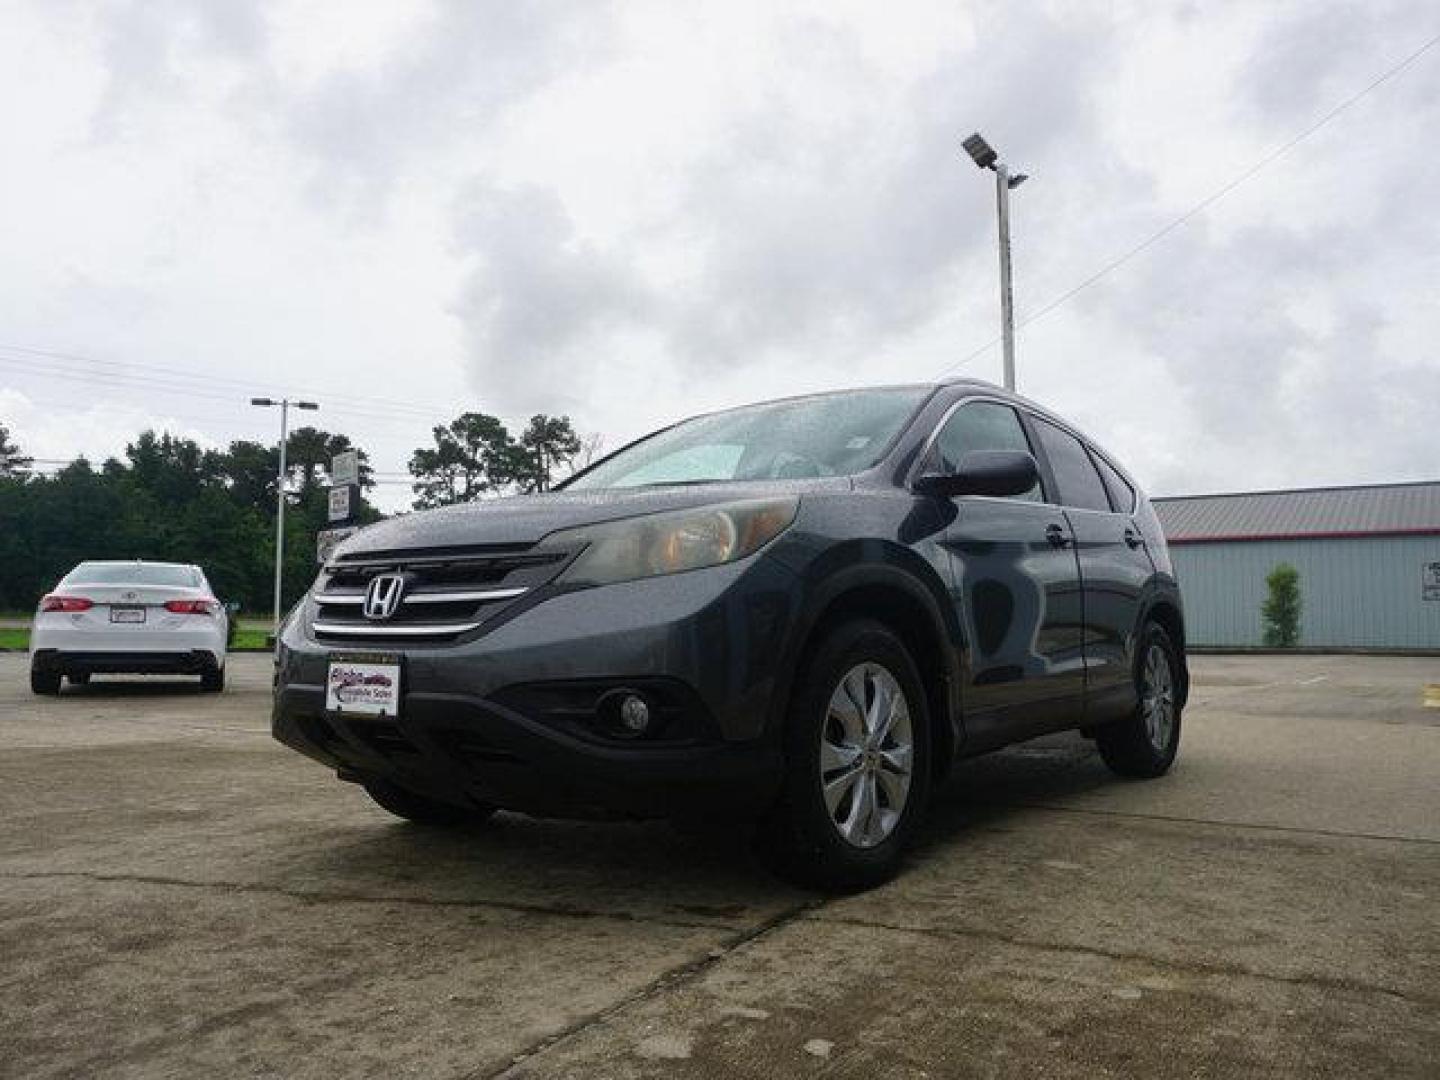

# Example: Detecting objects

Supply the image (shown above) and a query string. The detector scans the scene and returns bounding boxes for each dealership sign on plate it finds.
[326,660,401,716]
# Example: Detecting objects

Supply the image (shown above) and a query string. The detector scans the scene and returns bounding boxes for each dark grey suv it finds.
[273,380,1186,889]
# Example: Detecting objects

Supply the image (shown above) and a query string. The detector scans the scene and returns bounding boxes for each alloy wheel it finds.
[820,662,914,849]
[1141,643,1176,751]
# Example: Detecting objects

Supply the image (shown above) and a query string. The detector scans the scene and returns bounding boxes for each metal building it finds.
[1152,481,1440,649]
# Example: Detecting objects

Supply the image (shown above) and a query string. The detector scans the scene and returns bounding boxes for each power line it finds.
[932,28,1440,380]
[0,341,503,423]
[0,354,470,432]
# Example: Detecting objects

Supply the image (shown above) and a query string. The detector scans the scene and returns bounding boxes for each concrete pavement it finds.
[0,653,1436,1077]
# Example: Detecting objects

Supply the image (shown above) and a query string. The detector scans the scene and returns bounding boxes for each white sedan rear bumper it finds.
[30,612,226,672]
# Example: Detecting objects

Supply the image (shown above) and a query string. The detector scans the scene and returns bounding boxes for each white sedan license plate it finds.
[110,606,146,624]
[326,656,402,717]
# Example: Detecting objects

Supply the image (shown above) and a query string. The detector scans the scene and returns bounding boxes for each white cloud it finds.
[0,0,1437,511]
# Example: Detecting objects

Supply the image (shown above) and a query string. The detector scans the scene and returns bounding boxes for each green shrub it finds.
[1261,563,1302,647]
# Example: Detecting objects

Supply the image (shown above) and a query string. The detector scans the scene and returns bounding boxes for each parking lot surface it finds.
[1,652,1436,1078]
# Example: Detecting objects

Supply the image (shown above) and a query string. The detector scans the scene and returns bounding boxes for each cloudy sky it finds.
[1,0,1437,510]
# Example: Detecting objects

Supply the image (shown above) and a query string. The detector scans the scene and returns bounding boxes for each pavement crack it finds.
[480,896,824,1080]
[807,912,1437,1007]
[0,869,731,931]
[981,802,1440,846]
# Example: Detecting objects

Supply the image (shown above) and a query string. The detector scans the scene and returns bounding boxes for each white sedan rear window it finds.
[65,564,199,587]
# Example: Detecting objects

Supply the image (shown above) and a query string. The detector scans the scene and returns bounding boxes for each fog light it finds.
[618,694,651,734]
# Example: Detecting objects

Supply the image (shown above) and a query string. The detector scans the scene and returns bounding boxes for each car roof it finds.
[75,560,197,569]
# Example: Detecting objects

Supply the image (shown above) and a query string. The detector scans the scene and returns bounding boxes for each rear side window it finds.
[1030,418,1111,512]
[931,401,1043,502]
[1093,453,1136,514]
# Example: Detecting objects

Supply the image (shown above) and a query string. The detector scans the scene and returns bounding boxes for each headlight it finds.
[554,498,798,587]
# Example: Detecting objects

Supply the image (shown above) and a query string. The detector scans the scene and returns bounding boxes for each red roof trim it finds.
[1168,527,1440,545]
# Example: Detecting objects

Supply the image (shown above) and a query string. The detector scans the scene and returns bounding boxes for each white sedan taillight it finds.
[164,598,219,615]
[40,595,94,613]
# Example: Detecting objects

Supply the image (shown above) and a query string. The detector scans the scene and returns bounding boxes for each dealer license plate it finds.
[325,655,402,717]
[110,606,146,624]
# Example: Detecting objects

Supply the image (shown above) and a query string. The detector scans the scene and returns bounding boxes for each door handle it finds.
[1045,524,1070,548]
[1123,527,1143,549]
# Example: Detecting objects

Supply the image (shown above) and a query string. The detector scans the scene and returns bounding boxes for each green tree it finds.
[1,423,34,477]
[0,424,381,615]
[1261,563,1302,647]
[124,431,225,505]
[284,426,375,496]
[514,414,582,493]
[408,413,515,508]
[221,439,279,511]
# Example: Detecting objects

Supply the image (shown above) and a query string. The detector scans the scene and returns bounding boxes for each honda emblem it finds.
[363,573,406,620]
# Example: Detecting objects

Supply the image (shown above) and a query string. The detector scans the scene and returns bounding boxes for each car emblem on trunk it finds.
[123,591,137,601]
[363,573,406,620]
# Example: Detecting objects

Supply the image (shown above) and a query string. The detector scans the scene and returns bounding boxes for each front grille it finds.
[308,542,569,645]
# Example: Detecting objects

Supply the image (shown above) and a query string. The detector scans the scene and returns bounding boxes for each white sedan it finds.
[29,560,229,695]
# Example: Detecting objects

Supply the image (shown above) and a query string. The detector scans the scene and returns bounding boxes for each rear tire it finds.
[1096,622,1183,778]
[362,778,497,828]
[30,666,61,696]
[756,619,932,892]
[200,666,224,693]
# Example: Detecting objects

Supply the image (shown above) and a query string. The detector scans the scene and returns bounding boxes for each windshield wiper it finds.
[630,479,729,488]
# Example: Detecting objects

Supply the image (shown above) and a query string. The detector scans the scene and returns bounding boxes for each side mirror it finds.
[914,450,1039,499]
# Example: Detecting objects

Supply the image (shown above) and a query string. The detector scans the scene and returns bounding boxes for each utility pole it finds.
[251,397,319,643]
[962,133,1028,391]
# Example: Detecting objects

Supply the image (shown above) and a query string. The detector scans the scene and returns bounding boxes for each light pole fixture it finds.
[251,397,319,644]
[963,132,1028,391]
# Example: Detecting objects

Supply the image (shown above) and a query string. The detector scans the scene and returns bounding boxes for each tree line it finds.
[0,412,586,613]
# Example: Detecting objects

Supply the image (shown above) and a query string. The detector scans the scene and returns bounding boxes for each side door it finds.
[1025,417,1151,724]
[925,400,1087,749]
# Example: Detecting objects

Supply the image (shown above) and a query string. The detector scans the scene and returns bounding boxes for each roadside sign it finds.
[1424,561,1440,602]
[317,526,358,565]
[331,450,359,487]
[327,485,352,523]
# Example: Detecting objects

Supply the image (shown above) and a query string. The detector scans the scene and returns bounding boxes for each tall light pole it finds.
[251,397,319,643]
[962,132,1028,391]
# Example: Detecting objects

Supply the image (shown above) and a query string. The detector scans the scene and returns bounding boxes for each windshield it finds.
[64,563,199,588]
[566,387,929,490]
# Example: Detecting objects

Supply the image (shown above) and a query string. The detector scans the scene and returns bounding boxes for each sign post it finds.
[320,450,361,563]
[331,450,359,487]
[327,485,353,523]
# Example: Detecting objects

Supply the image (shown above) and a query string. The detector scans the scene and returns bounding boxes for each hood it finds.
[335,478,846,557]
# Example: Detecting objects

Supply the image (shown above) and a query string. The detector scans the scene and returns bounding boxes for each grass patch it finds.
[0,626,270,651]
[231,629,270,651]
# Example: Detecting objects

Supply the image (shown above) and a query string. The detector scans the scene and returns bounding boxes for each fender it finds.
[1133,573,1189,706]
[762,538,967,760]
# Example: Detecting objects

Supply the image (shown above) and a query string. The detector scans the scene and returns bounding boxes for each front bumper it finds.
[273,555,802,819]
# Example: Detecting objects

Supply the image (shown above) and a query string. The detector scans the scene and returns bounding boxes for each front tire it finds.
[1096,622,1183,778]
[31,666,62,696]
[757,619,932,892]
[362,778,497,828]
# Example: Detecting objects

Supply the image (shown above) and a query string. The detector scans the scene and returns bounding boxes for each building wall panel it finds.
[1170,536,1440,648]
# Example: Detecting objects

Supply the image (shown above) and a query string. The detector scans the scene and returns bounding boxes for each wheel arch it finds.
[777,551,964,782]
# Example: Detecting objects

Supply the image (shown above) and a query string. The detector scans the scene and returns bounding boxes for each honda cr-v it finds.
[273,380,1186,889]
